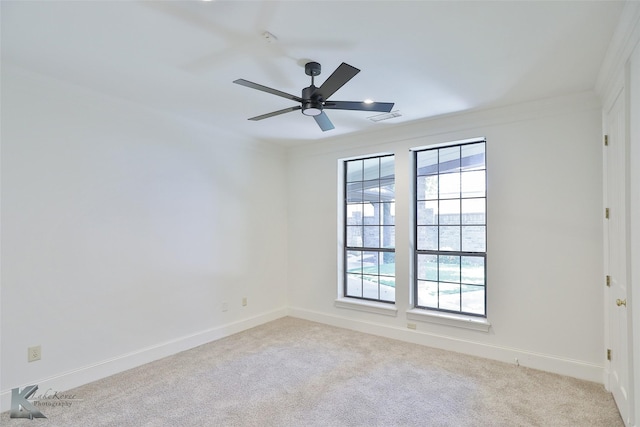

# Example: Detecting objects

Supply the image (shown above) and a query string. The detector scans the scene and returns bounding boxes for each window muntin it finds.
[344,155,395,303]
[414,141,486,316]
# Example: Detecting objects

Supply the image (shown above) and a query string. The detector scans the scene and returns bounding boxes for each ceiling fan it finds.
[233,62,394,131]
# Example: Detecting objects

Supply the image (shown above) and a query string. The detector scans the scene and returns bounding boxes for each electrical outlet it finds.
[407,323,417,330]
[28,346,41,362]
[222,302,228,312]
[242,297,247,307]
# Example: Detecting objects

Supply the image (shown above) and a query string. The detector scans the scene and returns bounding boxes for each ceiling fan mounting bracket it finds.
[305,62,321,77]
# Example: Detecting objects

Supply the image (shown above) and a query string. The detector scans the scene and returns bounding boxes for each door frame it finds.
[603,73,635,426]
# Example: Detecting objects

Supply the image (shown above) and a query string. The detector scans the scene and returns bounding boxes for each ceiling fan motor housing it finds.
[301,85,323,116]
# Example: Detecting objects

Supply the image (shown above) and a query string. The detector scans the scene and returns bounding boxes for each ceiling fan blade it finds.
[314,63,360,100]
[234,79,303,103]
[323,101,394,113]
[313,112,335,131]
[248,106,301,121]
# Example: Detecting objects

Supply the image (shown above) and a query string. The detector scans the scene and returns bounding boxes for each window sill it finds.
[406,308,491,332]
[335,298,398,317]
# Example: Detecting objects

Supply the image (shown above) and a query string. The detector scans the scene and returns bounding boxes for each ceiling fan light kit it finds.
[233,61,395,131]
[302,102,323,116]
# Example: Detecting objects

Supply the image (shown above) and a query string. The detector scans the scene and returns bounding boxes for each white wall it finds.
[0,67,288,409]
[0,61,610,413]
[287,92,604,382]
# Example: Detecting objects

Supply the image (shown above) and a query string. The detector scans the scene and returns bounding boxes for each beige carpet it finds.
[2,317,623,426]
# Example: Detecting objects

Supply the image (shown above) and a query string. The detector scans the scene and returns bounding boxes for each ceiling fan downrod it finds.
[302,62,323,116]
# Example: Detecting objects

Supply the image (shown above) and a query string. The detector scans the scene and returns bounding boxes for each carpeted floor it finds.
[1,317,624,426]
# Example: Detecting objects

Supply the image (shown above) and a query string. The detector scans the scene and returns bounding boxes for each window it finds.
[414,141,486,316]
[344,155,395,303]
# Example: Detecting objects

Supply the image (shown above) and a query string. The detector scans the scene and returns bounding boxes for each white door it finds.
[605,87,630,425]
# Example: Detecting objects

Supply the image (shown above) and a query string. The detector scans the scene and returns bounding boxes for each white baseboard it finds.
[0,308,287,412]
[287,307,604,384]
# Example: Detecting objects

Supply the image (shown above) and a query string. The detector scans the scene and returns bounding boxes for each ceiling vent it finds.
[368,111,402,122]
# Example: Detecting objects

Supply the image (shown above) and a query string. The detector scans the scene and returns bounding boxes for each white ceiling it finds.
[1,1,625,145]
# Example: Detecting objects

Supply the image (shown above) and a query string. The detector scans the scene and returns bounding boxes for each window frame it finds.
[413,139,487,318]
[342,153,396,304]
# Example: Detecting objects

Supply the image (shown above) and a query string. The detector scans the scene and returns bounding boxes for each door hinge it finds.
[606,275,611,287]
[605,208,610,219]
[604,135,609,146]
[607,349,612,361]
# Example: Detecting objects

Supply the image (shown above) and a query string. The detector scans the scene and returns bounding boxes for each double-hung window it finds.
[344,155,395,303]
[414,140,486,316]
